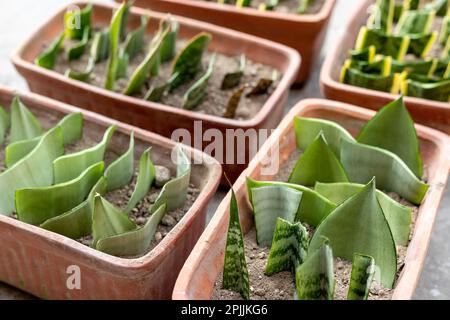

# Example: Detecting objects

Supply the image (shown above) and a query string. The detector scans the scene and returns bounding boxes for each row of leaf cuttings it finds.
[35,2,278,118]
[340,0,450,102]
[0,97,192,257]
[222,96,428,300]
[204,0,318,13]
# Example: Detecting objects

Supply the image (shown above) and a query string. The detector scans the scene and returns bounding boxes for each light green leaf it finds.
[297,0,314,14]
[35,32,65,70]
[347,254,376,300]
[0,106,10,145]
[10,97,43,143]
[53,125,116,184]
[64,3,92,40]
[105,132,134,192]
[309,179,397,288]
[66,26,90,61]
[16,162,104,225]
[90,28,110,62]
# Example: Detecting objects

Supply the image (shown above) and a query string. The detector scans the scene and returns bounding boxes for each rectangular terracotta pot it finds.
[12,1,300,185]
[321,0,450,134]
[172,98,450,300]
[128,0,335,84]
[0,85,222,299]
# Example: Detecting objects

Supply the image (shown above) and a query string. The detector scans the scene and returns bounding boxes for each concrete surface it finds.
[0,0,449,300]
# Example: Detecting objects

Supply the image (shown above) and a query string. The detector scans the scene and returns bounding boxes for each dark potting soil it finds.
[53,36,279,121]
[202,0,326,14]
[212,148,420,300]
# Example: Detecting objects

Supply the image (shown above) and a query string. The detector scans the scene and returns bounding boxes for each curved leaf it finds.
[144,72,179,102]
[90,28,110,62]
[122,16,149,60]
[65,57,95,82]
[402,78,450,102]
[408,32,438,57]
[160,18,179,63]
[0,106,10,145]
[66,26,90,61]
[223,85,246,119]
[350,45,376,63]
[64,3,92,40]
[341,65,403,93]
[10,97,43,143]
[396,9,435,35]
[35,32,65,70]
[347,254,376,300]
[105,132,134,192]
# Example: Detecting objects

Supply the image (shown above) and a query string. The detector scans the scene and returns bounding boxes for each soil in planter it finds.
[201,0,326,14]
[212,148,421,300]
[53,37,279,121]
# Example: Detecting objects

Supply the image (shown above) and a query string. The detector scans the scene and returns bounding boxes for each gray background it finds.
[0,0,449,300]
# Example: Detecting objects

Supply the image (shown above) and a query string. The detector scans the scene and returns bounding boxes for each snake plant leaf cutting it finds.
[347,55,393,75]
[340,139,429,205]
[265,218,309,276]
[340,65,404,93]
[223,85,247,118]
[105,132,135,192]
[250,185,302,246]
[65,57,95,82]
[144,72,179,102]
[293,116,355,157]
[182,53,216,109]
[66,26,91,61]
[40,176,107,239]
[246,70,277,96]
[0,106,10,145]
[356,27,410,60]
[309,178,397,288]
[221,55,246,90]
[124,147,155,213]
[350,46,377,62]
[35,32,65,70]
[160,18,179,63]
[408,32,438,57]
[0,126,64,215]
[314,182,411,246]
[96,203,167,256]
[10,96,43,143]
[368,0,395,34]
[105,1,128,90]
[347,254,376,300]
[396,9,436,35]
[64,3,92,40]
[402,78,450,101]
[122,16,149,60]
[150,145,191,213]
[53,125,116,184]
[16,161,104,225]
[288,132,349,186]
[356,96,423,178]
[222,185,250,300]
[246,178,337,227]
[295,240,335,300]
[91,29,110,62]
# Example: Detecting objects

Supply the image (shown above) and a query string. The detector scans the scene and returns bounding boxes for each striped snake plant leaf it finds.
[295,240,335,300]
[356,27,410,60]
[288,132,349,186]
[16,161,104,225]
[66,26,91,61]
[348,56,392,75]
[236,0,251,8]
[96,203,167,256]
[408,32,438,57]
[170,32,212,90]
[394,1,410,22]
[250,185,303,247]
[246,178,337,227]
[124,147,155,213]
[160,18,179,63]
[402,78,450,102]
[409,0,421,10]
[92,195,137,248]
[347,254,376,300]
[340,139,429,205]
[392,58,435,75]
[182,53,216,109]
[65,57,95,82]
[350,45,377,63]
[10,97,43,143]
[90,28,110,62]
[221,55,246,90]
[265,217,309,276]
[368,0,395,34]
[222,185,250,300]
[314,182,412,246]
[425,0,449,16]
[5,112,83,168]
[35,32,65,70]
[396,9,436,35]
[64,3,92,40]
[0,126,64,215]
[119,0,132,41]
[105,132,135,192]
[53,125,116,184]
[357,96,423,178]
[294,116,355,158]
[150,145,191,213]
[105,2,128,90]
[144,72,179,102]
[0,106,10,145]
[40,176,107,239]
[122,15,149,60]
[309,178,397,288]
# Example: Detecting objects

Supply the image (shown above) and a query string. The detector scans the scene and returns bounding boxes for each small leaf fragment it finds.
[221,55,246,90]
[223,85,246,119]
[10,97,43,143]
[347,254,376,300]
[35,32,65,70]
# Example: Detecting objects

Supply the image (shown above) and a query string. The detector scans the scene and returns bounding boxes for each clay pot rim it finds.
[172,98,450,300]
[149,0,336,23]
[320,0,450,112]
[0,85,222,272]
[11,1,301,129]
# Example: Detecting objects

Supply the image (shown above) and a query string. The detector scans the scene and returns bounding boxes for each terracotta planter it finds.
[12,1,300,185]
[0,86,222,300]
[128,0,335,84]
[173,98,450,300]
[321,0,450,134]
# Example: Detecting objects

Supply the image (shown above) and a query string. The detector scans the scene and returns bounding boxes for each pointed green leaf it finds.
[90,28,110,62]
[66,26,90,61]
[288,133,349,186]
[97,203,167,256]
[0,127,64,215]
[347,254,376,300]
[53,125,116,184]
[144,72,178,102]
[265,218,309,276]
[10,97,43,143]
[309,179,397,288]
[0,106,10,145]
[160,19,179,63]
[35,32,65,70]
[105,132,134,192]
[222,186,250,300]
[396,9,435,35]
[340,139,429,205]
[64,3,92,40]
[16,162,104,225]
[122,16,149,60]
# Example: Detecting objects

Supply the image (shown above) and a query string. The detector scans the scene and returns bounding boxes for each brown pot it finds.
[12,1,300,185]
[321,0,450,134]
[0,85,222,300]
[127,0,335,84]
[172,98,450,300]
